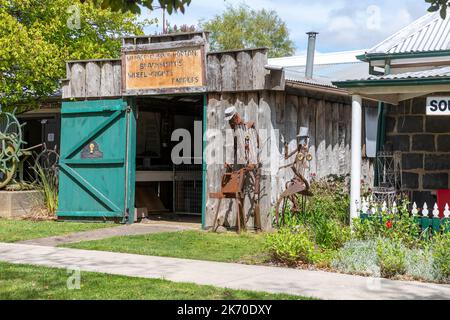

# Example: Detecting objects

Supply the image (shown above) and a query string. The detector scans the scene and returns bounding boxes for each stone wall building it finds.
[335,10,450,216]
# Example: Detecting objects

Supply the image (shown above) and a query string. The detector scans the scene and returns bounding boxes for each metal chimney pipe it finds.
[305,31,319,79]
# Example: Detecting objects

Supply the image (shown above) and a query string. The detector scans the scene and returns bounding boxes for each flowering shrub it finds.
[353,202,421,248]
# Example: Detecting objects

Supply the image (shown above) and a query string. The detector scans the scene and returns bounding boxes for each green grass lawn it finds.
[0,218,115,243]
[0,261,306,300]
[65,230,268,264]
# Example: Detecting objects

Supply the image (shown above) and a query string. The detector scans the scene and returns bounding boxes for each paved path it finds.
[17,222,199,247]
[1,243,449,300]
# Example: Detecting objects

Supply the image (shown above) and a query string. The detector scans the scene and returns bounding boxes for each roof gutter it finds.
[286,80,350,97]
[333,77,450,88]
[356,50,450,62]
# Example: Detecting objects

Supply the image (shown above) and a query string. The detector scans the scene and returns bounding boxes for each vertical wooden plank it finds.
[275,92,285,124]
[332,102,340,175]
[284,95,298,184]
[259,91,275,230]
[325,101,333,176]
[86,61,101,97]
[297,97,309,131]
[62,80,71,99]
[70,62,86,98]
[316,100,326,178]
[252,49,268,90]
[112,61,122,96]
[207,54,222,92]
[205,93,220,229]
[308,98,317,176]
[100,61,114,96]
[220,53,237,91]
[219,93,238,228]
[62,63,72,99]
[236,51,253,91]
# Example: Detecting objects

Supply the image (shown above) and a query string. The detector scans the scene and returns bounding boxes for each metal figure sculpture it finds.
[210,107,262,233]
[275,129,314,226]
[0,110,42,190]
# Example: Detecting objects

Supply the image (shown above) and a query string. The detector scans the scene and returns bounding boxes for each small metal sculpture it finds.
[275,129,313,226]
[0,110,42,190]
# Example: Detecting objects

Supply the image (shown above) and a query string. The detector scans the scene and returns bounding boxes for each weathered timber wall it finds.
[206,48,283,92]
[62,48,284,99]
[384,95,450,205]
[205,91,373,231]
[62,59,122,99]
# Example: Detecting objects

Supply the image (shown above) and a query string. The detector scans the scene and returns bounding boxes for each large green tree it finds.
[200,4,295,58]
[0,0,149,109]
[426,0,450,18]
[80,0,191,14]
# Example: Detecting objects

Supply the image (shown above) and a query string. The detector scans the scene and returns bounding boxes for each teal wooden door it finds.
[57,99,136,223]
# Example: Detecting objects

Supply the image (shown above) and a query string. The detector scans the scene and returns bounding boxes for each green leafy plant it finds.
[32,161,58,217]
[265,227,317,266]
[376,238,407,279]
[293,175,352,250]
[431,233,450,280]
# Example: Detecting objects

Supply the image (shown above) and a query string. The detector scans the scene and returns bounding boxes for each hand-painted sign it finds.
[123,46,205,93]
[426,97,450,116]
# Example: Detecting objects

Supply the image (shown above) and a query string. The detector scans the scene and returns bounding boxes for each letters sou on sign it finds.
[426,97,450,116]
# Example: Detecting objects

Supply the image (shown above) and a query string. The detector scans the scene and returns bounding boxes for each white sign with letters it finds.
[426,97,450,116]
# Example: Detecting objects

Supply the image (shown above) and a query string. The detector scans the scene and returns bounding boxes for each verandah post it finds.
[350,95,362,227]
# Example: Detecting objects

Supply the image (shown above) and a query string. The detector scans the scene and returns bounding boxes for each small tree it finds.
[200,4,295,58]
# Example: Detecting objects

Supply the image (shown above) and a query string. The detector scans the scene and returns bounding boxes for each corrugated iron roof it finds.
[336,66,450,84]
[268,49,367,66]
[282,62,370,88]
[367,10,450,55]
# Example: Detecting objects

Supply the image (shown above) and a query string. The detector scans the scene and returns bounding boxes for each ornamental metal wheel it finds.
[32,145,60,184]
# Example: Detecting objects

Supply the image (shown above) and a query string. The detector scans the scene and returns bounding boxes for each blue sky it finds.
[140,0,430,54]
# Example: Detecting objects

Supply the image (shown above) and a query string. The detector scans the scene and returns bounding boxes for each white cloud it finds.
[139,0,430,54]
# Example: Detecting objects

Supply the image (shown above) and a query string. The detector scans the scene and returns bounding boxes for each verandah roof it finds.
[333,66,450,105]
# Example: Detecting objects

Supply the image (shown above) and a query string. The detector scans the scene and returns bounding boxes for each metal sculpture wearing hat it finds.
[210,106,262,233]
[275,127,314,226]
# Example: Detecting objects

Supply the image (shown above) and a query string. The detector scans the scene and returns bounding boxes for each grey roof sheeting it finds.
[367,10,450,55]
[283,62,370,88]
[336,66,450,84]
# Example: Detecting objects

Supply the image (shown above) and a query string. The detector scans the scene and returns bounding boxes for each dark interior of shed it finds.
[135,95,203,219]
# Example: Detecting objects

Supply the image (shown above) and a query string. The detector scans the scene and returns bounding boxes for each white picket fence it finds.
[359,197,450,218]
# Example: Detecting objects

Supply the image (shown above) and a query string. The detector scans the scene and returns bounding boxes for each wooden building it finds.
[56,31,372,230]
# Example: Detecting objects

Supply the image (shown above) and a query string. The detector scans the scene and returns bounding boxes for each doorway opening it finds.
[134,95,204,224]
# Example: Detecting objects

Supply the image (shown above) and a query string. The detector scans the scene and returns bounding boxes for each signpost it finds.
[122,46,206,95]
[426,97,450,116]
